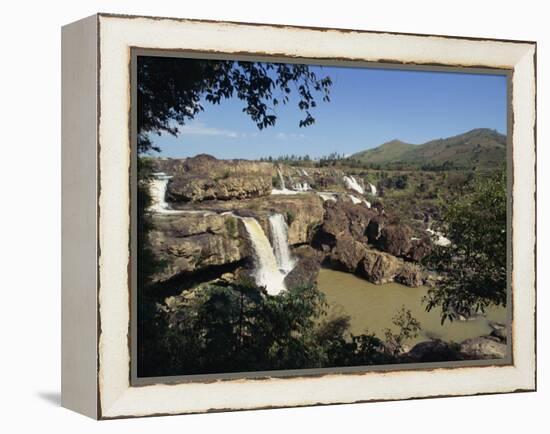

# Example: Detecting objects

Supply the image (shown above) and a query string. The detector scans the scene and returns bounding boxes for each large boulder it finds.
[155,155,274,202]
[459,336,507,359]
[406,237,433,262]
[284,246,324,289]
[148,212,250,283]
[329,236,368,272]
[366,216,385,243]
[314,199,377,249]
[377,225,413,257]
[404,340,462,363]
[357,248,425,286]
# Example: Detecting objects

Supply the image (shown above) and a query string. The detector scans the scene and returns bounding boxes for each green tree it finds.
[424,168,507,322]
[137,56,332,153]
[152,281,418,376]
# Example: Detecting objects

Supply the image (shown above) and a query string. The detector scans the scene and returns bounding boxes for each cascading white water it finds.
[348,195,362,204]
[269,214,295,273]
[318,192,338,202]
[426,228,452,247]
[369,182,377,196]
[272,168,300,195]
[277,168,286,190]
[272,168,311,195]
[343,175,364,194]
[149,172,173,212]
[293,182,311,192]
[348,194,372,208]
[239,217,288,295]
[288,172,296,186]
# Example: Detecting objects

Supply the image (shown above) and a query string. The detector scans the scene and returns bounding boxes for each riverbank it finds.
[318,268,507,344]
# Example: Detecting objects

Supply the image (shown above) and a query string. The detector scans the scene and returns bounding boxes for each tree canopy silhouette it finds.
[137,56,333,153]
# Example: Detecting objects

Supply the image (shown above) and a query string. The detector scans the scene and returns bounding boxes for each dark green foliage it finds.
[224,216,239,239]
[137,56,332,154]
[285,210,295,226]
[136,157,170,376]
[383,306,422,356]
[423,168,507,322]
[145,282,411,377]
[379,174,408,190]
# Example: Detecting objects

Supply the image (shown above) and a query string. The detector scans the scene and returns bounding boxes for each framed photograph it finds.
[61,13,536,419]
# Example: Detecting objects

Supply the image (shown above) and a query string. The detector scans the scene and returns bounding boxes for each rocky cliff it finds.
[146,155,434,289]
[312,200,431,286]
[148,212,251,283]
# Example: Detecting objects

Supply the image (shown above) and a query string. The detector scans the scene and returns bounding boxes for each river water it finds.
[318,268,507,344]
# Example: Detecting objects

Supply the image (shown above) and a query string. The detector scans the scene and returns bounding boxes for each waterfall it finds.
[239,217,288,295]
[288,172,296,186]
[293,182,311,192]
[348,194,372,208]
[269,214,295,273]
[149,172,173,212]
[343,175,364,194]
[369,182,377,196]
[277,168,286,190]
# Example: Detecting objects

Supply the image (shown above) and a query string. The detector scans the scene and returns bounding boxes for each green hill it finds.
[351,128,506,169]
[352,139,415,164]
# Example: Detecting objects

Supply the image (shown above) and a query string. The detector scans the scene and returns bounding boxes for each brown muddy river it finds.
[318,268,507,344]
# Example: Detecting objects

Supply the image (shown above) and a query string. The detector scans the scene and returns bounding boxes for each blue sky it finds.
[150,63,507,160]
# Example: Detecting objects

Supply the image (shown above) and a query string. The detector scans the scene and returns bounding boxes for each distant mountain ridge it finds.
[351,128,506,169]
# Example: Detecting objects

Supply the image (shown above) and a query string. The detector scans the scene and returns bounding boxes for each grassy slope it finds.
[351,128,506,169]
[351,139,415,164]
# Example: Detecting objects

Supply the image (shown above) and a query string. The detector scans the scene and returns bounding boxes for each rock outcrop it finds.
[459,336,507,359]
[314,200,376,249]
[261,194,325,246]
[312,199,427,286]
[358,248,425,286]
[155,154,274,202]
[284,246,324,289]
[148,212,250,283]
[404,340,462,363]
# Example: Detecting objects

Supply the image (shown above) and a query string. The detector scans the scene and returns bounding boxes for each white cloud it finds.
[177,122,242,139]
[276,132,306,140]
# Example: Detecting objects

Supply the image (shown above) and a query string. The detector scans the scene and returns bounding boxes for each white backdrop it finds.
[0,0,546,432]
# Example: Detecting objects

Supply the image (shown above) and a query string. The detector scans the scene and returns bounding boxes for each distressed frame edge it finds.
[95,14,537,419]
[129,48,515,387]
[61,13,100,420]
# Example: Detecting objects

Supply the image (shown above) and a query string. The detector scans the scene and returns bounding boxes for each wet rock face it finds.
[262,194,325,246]
[155,155,274,202]
[148,213,251,283]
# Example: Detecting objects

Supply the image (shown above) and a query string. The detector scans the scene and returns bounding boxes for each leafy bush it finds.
[423,168,507,322]
[145,282,414,376]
